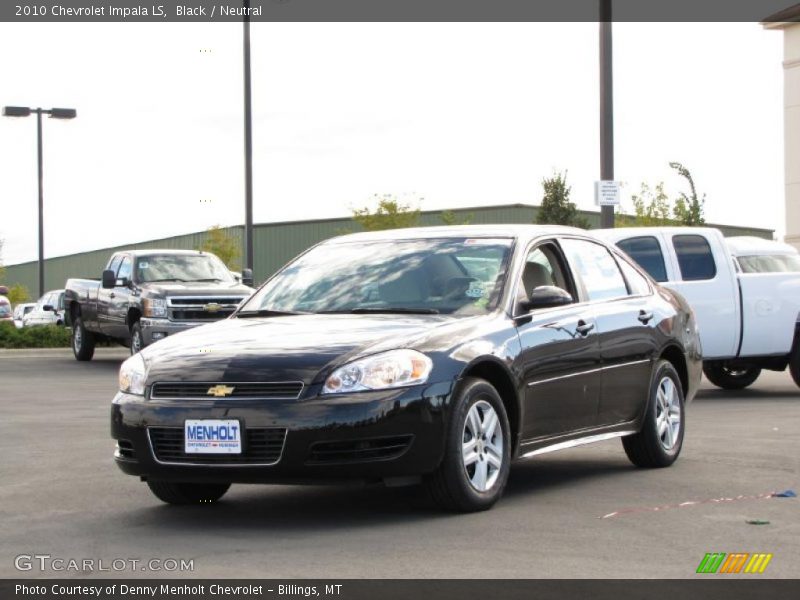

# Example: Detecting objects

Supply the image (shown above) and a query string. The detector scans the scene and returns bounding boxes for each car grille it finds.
[148,427,286,464]
[167,296,245,322]
[306,435,414,465]
[150,381,304,400]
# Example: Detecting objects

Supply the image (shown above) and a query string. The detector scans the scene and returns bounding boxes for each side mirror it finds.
[241,268,254,288]
[101,269,116,289]
[42,304,54,312]
[522,286,573,311]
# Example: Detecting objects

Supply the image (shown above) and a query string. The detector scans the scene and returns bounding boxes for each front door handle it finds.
[638,310,654,324]
[576,320,595,336]
[109,292,116,299]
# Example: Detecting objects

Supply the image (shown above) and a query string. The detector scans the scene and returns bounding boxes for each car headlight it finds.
[322,349,433,395]
[119,353,148,395]
[143,298,167,318]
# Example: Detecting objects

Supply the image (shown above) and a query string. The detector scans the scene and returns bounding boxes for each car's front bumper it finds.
[139,318,205,346]
[111,381,453,484]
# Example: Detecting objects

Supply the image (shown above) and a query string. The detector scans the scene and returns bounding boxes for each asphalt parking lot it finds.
[1,349,798,579]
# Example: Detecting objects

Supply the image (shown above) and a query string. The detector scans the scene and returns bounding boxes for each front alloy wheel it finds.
[130,322,144,355]
[424,377,511,512]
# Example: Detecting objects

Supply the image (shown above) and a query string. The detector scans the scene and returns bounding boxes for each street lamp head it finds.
[49,108,77,119]
[3,106,32,117]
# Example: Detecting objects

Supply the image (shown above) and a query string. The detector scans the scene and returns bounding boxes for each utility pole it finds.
[599,0,615,228]
[243,0,254,273]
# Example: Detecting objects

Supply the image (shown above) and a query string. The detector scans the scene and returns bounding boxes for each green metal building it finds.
[2,203,775,297]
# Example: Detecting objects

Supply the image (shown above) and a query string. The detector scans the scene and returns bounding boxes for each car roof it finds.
[326,224,588,244]
[725,236,797,256]
[114,249,215,258]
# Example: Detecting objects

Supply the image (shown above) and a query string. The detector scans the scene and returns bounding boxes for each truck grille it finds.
[150,381,304,400]
[148,427,286,465]
[167,296,245,322]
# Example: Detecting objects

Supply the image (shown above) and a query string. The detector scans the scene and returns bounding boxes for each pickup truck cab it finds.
[65,249,253,360]
[593,227,800,390]
[23,290,66,327]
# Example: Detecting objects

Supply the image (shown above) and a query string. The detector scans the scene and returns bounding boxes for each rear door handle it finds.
[576,320,595,336]
[638,310,653,324]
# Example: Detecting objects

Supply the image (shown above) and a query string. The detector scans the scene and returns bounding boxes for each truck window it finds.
[672,235,717,281]
[107,255,123,276]
[117,256,132,281]
[616,236,668,282]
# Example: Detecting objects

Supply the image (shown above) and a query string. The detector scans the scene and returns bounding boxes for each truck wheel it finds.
[790,347,800,388]
[147,481,230,505]
[130,322,144,354]
[702,362,761,390]
[72,316,96,361]
[623,360,685,468]
[423,377,511,512]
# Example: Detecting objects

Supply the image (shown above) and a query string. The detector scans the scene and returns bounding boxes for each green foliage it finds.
[616,182,674,227]
[0,239,5,282]
[0,322,72,348]
[536,171,590,229]
[352,195,421,231]
[670,162,706,225]
[7,284,31,306]
[439,210,473,226]
[197,226,241,270]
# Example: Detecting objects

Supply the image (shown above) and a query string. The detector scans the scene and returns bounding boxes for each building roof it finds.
[762,3,800,28]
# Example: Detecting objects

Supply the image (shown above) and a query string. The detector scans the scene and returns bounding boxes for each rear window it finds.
[616,236,668,282]
[673,235,717,281]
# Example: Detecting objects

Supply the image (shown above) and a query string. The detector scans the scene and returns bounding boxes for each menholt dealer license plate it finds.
[185,419,242,454]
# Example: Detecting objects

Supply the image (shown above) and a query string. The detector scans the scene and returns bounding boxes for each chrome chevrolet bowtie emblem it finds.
[207,385,235,397]
[204,303,222,313]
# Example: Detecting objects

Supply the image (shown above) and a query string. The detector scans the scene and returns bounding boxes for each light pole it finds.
[599,0,615,228]
[3,105,77,298]
[243,0,254,276]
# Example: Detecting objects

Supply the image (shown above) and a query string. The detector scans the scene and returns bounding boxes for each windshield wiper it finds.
[235,309,306,318]
[321,307,440,315]
[147,278,188,283]
[192,278,225,282]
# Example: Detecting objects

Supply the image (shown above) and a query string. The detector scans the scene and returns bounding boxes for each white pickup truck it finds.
[593,227,800,390]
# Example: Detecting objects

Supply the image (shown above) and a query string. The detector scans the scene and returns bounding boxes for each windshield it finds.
[135,254,235,283]
[240,238,513,316]
[738,254,800,273]
[0,303,10,317]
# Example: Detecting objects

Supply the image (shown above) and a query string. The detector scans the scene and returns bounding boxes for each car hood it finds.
[141,313,453,386]
[141,281,252,297]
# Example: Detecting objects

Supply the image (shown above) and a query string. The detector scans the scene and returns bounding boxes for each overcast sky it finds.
[0,22,785,266]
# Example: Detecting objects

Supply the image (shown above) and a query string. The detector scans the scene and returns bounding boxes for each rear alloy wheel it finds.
[424,377,511,512]
[623,360,685,468]
[147,481,231,505]
[72,316,96,361]
[130,322,144,354]
[702,362,761,390]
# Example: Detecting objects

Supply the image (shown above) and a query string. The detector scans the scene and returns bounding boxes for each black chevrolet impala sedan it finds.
[112,225,701,511]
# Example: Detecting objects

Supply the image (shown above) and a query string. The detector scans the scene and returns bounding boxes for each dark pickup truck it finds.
[65,249,253,360]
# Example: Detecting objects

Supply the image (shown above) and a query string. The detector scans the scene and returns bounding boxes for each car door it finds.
[515,240,601,440]
[97,254,123,336]
[564,238,659,427]
[106,255,133,339]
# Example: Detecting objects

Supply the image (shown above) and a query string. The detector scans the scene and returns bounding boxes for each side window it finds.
[107,255,122,276]
[117,256,132,282]
[616,255,651,296]
[560,239,628,302]
[672,235,716,281]
[616,236,668,282]
[518,243,573,303]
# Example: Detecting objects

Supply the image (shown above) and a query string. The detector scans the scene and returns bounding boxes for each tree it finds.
[7,284,30,306]
[439,210,473,226]
[197,226,241,270]
[352,194,421,231]
[670,161,705,225]
[616,182,673,227]
[0,239,5,282]
[536,171,590,229]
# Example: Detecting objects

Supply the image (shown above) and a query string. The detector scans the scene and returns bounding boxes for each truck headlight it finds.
[322,349,432,395]
[119,353,148,395]
[143,298,167,318]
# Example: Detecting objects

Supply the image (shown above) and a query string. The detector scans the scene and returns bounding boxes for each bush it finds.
[0,322,72,348]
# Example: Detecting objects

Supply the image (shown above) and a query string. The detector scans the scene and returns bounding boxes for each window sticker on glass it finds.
[139,262,149,269]
[466,281,485,298]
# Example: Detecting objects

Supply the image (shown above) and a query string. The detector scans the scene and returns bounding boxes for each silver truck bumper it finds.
[139,318,203,346]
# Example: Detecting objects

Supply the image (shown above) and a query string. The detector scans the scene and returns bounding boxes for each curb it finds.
[0,347,130,358]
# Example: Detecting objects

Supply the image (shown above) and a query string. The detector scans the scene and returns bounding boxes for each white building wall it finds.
[784,25,800,250]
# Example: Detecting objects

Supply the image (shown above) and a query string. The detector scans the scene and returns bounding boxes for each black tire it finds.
[702,362,761,390]
[130,321,144,355]
[147,481,231,505]
[72,316,96,361]
[424,377,511,512]
[623,360,685,468]
[790,346,800,388]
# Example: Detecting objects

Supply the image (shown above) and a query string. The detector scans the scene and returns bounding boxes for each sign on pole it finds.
[594,180,620,206]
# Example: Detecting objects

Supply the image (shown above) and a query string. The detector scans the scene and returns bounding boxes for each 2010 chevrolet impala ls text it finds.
[112,225,702,512]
